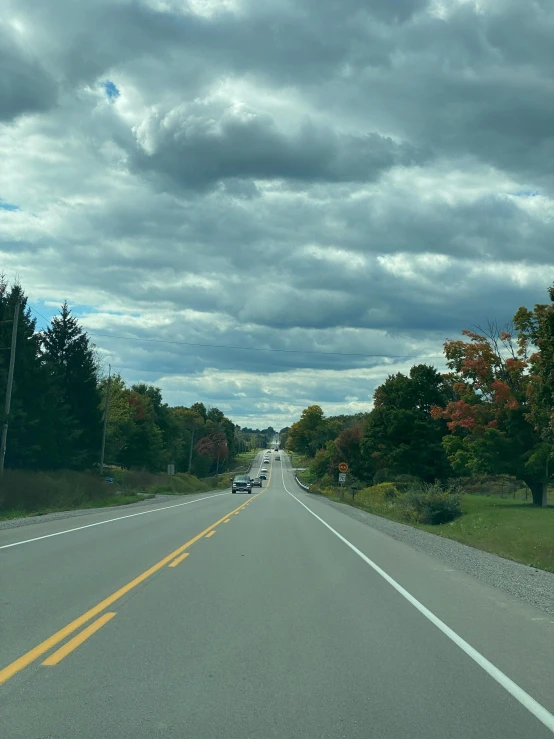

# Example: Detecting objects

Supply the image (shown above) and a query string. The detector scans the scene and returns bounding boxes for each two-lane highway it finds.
[2,450,554,738]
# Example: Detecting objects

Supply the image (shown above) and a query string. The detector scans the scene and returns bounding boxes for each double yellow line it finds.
[0,479,267,686]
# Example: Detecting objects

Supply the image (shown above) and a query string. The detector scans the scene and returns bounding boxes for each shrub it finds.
[0,470,107,512]
[358,482,398,504]
[373,468,394,484]
[400,481,462,525]
[395,474,419,483]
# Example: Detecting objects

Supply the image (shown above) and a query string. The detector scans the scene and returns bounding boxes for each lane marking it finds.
[42,613,117,666]
[168,552,190,568]
[0,495,253,685]
[223,518,231,523]
[280,464,554,735]
[205,531,216,539]
[0,492,229,550]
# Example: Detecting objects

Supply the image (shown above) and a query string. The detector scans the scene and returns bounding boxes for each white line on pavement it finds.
[280,462,554,735]
[0,492,229,550]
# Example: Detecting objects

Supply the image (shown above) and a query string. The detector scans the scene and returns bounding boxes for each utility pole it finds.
[0,300,20,476]
[0,300,21,475]
[99,364,111,477]
[187,428,195,474]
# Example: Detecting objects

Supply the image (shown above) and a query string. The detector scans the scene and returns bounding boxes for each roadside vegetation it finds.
[0,278,273,520]
[283,282,554,571]
[0,468,230,521]
[311,480,554,572]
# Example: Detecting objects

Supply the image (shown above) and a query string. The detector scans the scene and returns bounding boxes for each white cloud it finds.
[3,0,554,428]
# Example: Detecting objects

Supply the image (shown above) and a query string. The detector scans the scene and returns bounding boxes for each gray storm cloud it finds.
[2,0,554,425]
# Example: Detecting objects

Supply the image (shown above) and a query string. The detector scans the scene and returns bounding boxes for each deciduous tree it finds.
[431,322,548,506]
[361,365,452,482]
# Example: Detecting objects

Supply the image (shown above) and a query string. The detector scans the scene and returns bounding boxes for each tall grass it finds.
[0,466,232,519]
[0,470,109,513]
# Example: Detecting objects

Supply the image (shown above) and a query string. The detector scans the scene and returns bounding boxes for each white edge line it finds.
[280,460,554,735]
[0,492,229,550]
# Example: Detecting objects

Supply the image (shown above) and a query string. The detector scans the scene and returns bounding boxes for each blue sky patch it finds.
[0,199,20,211]
[102,80,120,102]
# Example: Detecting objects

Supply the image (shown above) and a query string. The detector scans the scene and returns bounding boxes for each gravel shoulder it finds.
[0,493,217,531]
[310,491,554,618]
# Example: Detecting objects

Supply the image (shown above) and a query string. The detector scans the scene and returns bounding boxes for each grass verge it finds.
[0,465,240,522]
[314,484,554,573]
[418,495,554,573]
[0,494,156,521]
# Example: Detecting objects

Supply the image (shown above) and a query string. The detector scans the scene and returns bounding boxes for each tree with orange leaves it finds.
[431,317,550,507]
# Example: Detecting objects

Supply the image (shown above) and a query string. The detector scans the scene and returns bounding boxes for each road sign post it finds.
[338,472,347,484]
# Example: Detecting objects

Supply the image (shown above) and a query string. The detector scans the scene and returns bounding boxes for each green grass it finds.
[234,449,261,463]
[314,484,554,573]
[418,495,554,572]
[0,493,154,521]
[295,468,314,485]
[289,452,313,469]
[0,465,235,522]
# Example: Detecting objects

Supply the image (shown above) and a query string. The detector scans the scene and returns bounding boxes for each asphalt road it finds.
[2,450,554,738]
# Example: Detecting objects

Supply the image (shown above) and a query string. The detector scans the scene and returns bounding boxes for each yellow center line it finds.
[205,530,216,539]
[223,518,231,523]
[0,493,253,686]
[42,613,116,667]
[168,552,190,568]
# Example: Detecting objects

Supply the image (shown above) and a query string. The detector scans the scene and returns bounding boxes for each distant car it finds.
[232,475,253,494]
[259,473,267,480]
[261,467,268,472]
[275,456,280,460]
[252,477,262,487]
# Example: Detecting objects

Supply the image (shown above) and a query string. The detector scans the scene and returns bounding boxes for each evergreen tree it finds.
[0,280,54,469]
[40,302,103,469]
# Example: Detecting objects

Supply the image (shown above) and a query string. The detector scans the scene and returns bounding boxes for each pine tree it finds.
[40,302,103,469]
[0,279,53,470]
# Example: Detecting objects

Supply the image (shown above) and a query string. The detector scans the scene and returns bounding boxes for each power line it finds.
[28,306,447,359]
[86,331,446,359]
[29,306,51,325]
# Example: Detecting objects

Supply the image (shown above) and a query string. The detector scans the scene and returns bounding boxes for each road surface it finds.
[2,451,554,738]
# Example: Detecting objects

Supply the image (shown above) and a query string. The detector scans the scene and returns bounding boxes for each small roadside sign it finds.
[338,462,348,473]
[338,472,347,483]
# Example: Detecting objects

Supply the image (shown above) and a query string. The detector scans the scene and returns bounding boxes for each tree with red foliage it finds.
[334,423,367,479]
[431,319,549,506]
[195,427,228,475]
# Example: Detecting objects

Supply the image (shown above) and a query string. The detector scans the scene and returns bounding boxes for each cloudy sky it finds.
[2,0,553,429]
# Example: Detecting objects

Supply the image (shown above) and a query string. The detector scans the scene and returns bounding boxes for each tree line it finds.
[0,279,242,477]
[283,283,554,507]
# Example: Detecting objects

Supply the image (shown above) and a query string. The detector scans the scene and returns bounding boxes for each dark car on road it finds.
[251,477,262,487]
[232,475,253,493]
[259,473,267,480]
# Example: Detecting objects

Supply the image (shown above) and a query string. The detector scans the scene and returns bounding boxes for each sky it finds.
[2,0,554,430]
